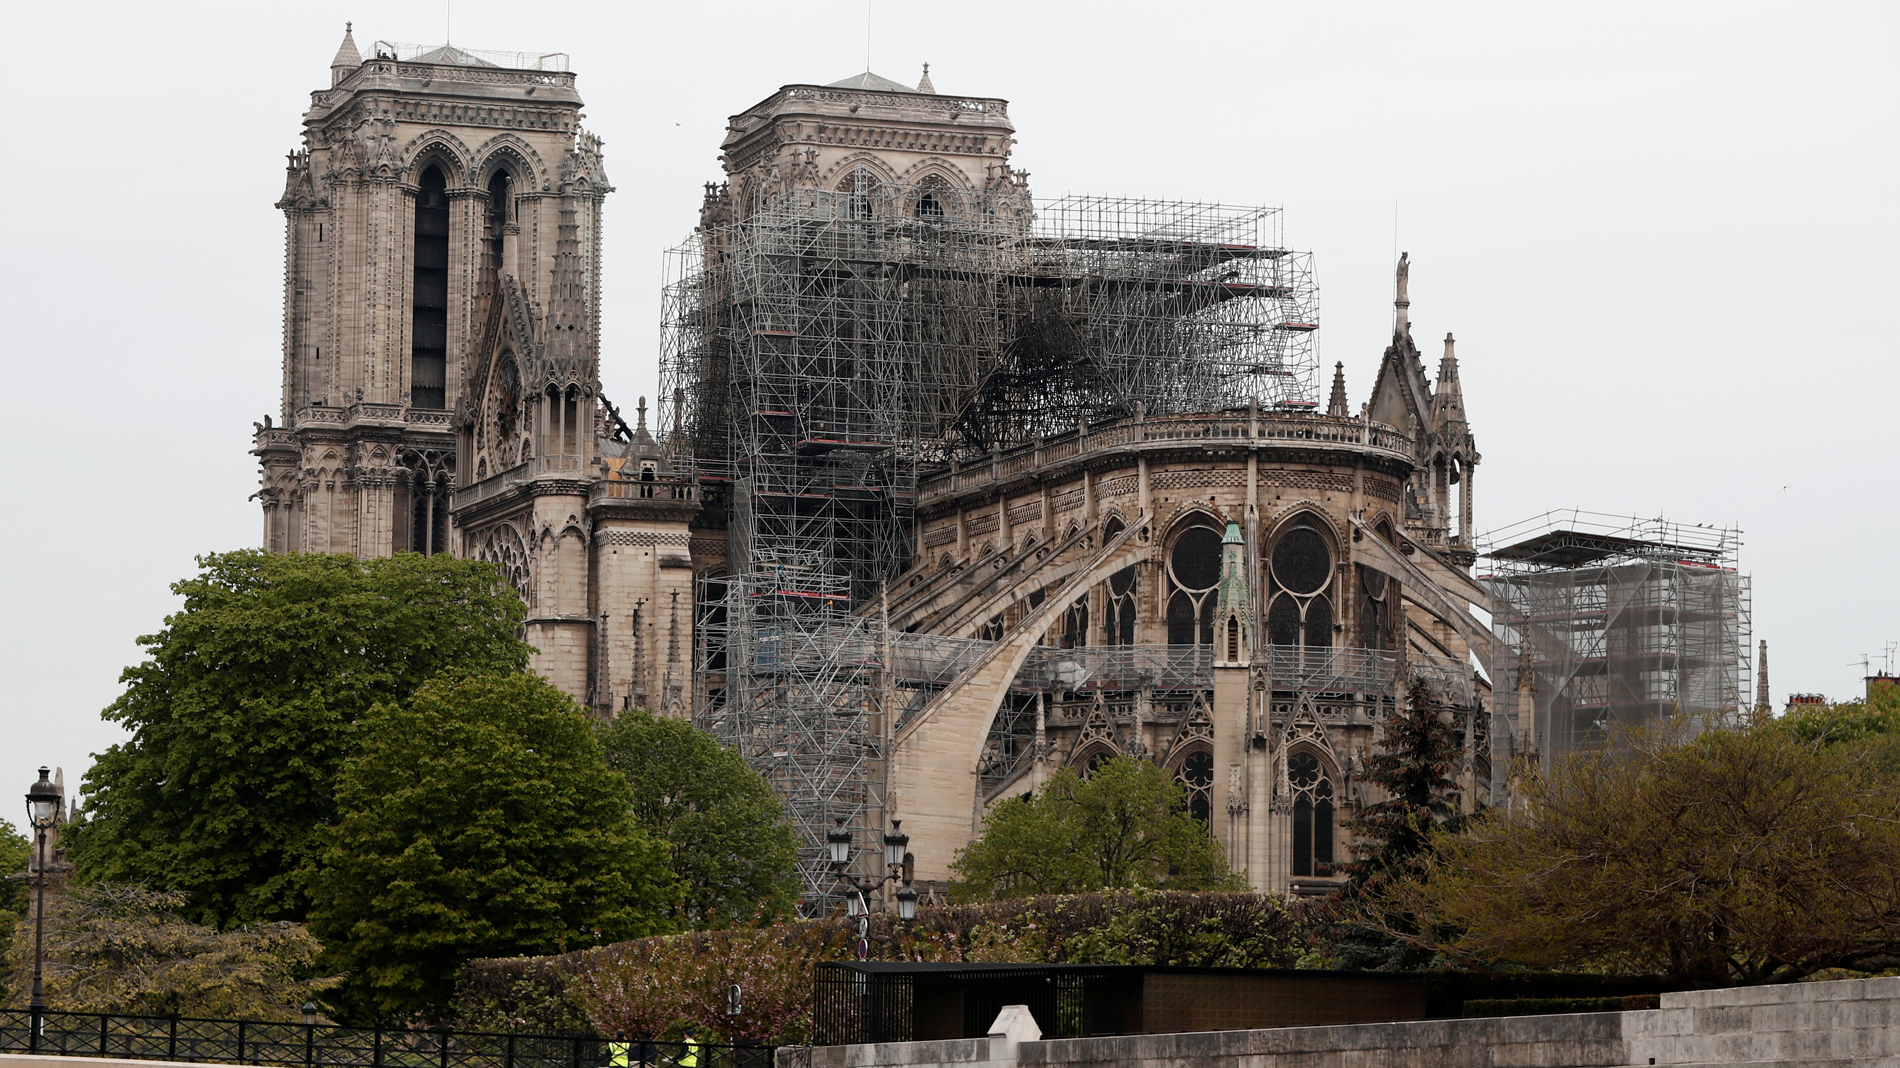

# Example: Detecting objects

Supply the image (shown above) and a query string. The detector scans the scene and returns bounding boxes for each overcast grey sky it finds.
[2,1,1894,835]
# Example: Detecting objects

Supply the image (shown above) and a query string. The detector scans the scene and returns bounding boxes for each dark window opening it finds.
[698,578,728,672]
[1272,525,1332,595]
[915,190,943,218]
[1170,594,1192,644]
[411,166,450,409]
[1178,750,1214,825]
[1358,566,1396,650]
[1268,595,1302,646]
[1102,565,1137,647]
[1289,752,1335,877]
[1063,598,1088,649]
[409,484,447,556]
[1171,526,1222,591]
[1303,597,1333,653]
[483,169,512,306]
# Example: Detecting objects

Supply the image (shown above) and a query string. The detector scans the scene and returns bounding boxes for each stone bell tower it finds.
[252,26,608,562]
[252,28,701,711]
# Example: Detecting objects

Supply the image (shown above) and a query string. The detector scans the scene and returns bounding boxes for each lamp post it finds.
[25,767,61,1052]
[829,817,918,918]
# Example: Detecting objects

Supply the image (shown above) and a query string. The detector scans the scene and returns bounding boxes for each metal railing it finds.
[0,1009,770,1068]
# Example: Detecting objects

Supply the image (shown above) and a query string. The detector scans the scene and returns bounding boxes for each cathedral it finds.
[256,32,1492,904]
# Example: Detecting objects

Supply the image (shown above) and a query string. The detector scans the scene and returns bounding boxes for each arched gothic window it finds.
[411,166,450,409]
[1061,595,1088,649]
[1358,564,1396,650]
[839,165,876,219]
[1266,521,1334,669]
[913,176,954,220]
[1166,523,1222,645]
[1288,752,1336,877]
[1102,565,1137,646]
[1176,749,1214,825]
[481,168,514,306]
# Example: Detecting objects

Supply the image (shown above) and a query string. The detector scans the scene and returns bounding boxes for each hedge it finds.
[456,890,1302,1044]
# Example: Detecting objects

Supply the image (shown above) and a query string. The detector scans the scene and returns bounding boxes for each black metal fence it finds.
[0,1009,773,1068]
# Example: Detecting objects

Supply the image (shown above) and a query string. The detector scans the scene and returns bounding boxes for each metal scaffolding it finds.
[1478,511,1751,773]
[660,181,1320,907]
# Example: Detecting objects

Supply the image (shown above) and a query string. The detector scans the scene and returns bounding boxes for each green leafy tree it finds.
[1,884,331,1019]
[949,755,1243,901]
[74,550,532,928]
[1781,683,1900,770]
[1366,722,1900,985]
[307,674,672,1023]
[596,710,799,928]
[0,824,30,1003]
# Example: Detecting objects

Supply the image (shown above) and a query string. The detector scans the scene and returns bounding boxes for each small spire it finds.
[1326,361,1349,417]
[917,62,936,94]
[331,23,362,85]
[1432,333,1466,425]
[1756,640,1771,717]
[635,395,649,434]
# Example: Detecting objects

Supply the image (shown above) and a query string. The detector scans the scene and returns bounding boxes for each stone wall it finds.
[779,975,1900,1068]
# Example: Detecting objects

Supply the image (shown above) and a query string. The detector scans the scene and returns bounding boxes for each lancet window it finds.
[411,166,450,409]
[1288,751,1336,877]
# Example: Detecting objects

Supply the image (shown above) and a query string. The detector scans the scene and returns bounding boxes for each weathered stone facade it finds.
[255,30,700,715]
[257,37,1492,896]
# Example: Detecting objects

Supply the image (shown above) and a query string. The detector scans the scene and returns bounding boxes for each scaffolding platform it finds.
[661,181,1322,908]
[1478,510,1750,774]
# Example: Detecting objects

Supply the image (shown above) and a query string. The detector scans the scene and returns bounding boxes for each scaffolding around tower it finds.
[659,180,1320,908]
[1478,510,1751,777]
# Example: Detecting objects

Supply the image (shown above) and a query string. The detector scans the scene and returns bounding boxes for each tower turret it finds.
[329,23,360,86]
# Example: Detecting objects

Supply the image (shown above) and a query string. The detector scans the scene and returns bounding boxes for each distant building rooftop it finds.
[826,70,918,93]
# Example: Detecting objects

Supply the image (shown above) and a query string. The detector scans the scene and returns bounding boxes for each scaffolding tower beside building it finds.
[1479,511,1751,789]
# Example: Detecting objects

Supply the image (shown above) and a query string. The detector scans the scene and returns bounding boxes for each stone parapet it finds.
[777,976,1900,1068]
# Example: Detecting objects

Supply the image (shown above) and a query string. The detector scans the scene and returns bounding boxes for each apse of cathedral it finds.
[256,33,1492,901]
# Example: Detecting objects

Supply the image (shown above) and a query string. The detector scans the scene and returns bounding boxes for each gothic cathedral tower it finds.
[254,30,692,711]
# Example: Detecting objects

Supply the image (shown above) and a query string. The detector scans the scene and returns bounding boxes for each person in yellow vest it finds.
[608,1032,629,1068]
[677,1027,699,1068]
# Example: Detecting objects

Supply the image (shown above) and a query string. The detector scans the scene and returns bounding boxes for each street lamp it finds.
[882,821,909,870]
[825,817,853,867]
[25,767,61,1051]
[831,817,919,919]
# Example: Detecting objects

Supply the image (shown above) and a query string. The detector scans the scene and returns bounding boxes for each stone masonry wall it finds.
[779,975,1900,1068]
